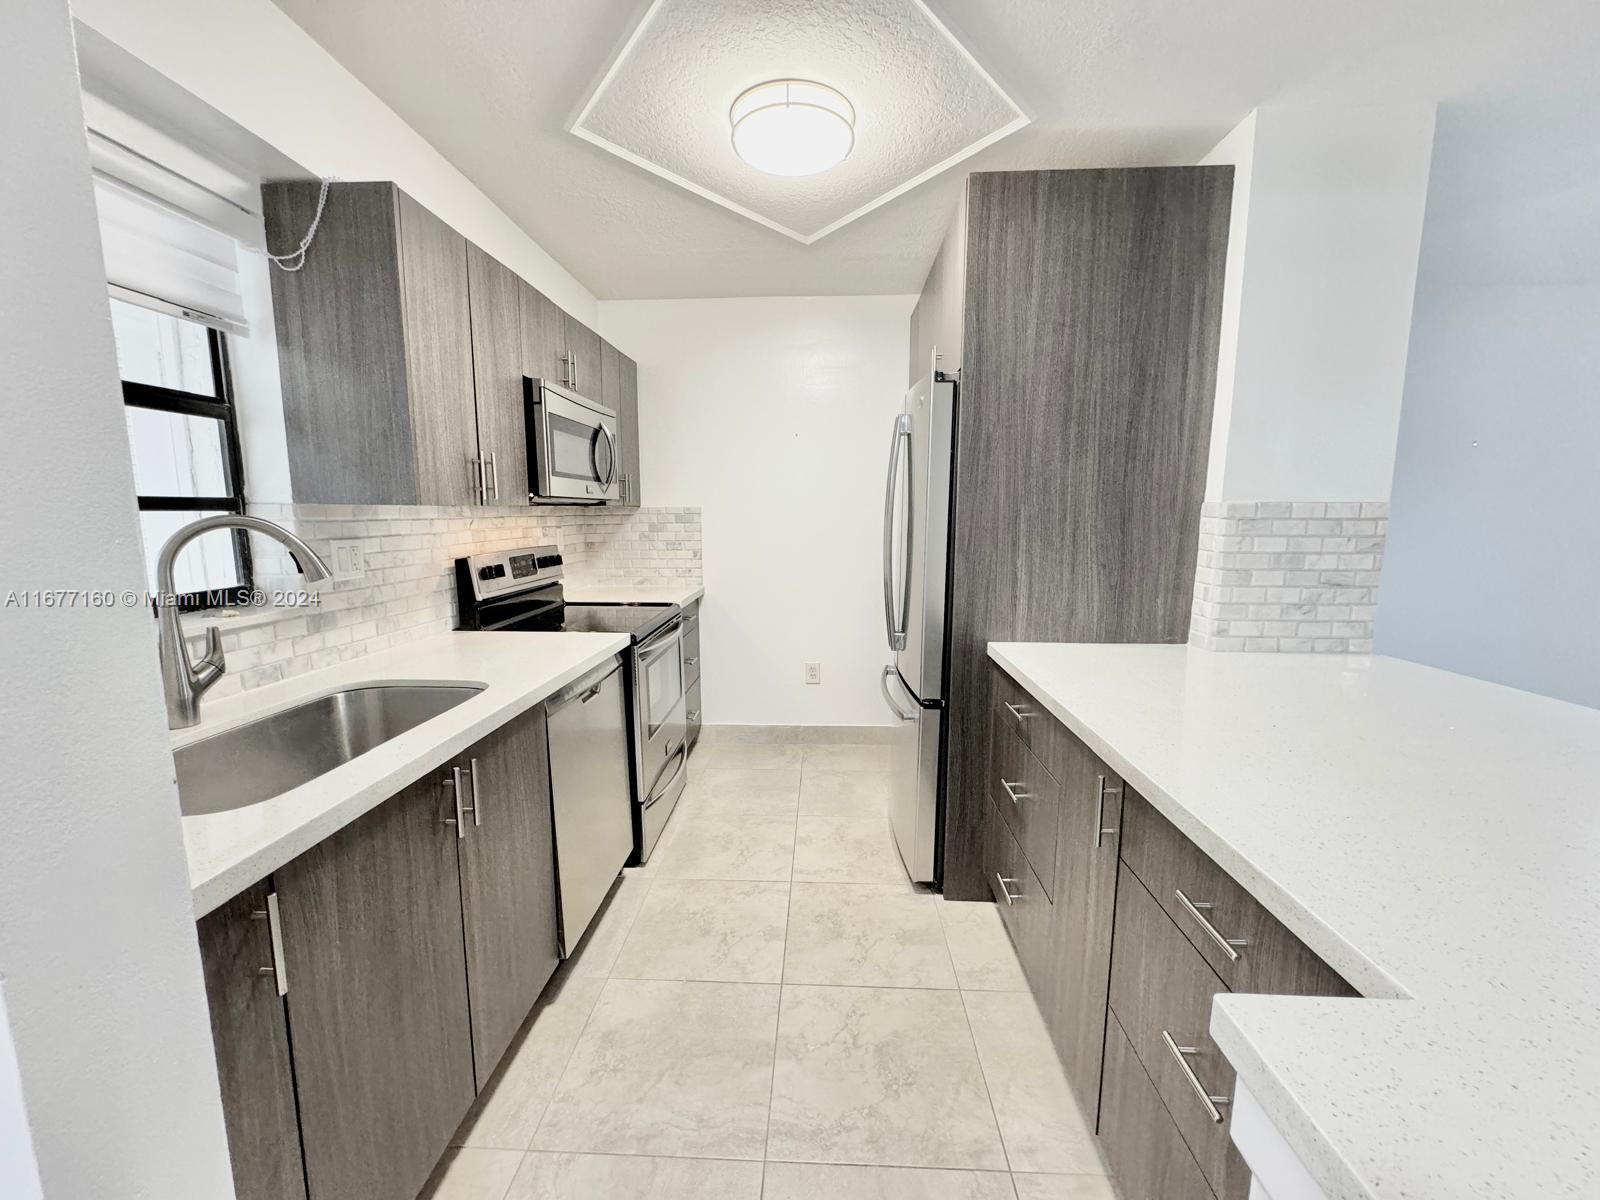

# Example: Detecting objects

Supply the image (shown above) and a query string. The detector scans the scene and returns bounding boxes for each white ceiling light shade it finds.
[729,80,856,177]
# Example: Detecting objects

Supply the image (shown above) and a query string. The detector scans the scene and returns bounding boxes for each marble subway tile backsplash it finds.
[1189,501,1387,653]
[185,504,701,699]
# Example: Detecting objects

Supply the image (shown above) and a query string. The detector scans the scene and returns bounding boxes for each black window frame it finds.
[120,322,254,612]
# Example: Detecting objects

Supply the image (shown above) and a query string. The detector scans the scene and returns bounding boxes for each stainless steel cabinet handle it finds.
[487,452,499,501]
[471,455,486,505]
[250,892,289,997]
[1160,1030,1231,1123]
[1175,888,1248,962]
[443,765,469,838]
[1003,701,1032,722]
[469,757,483,827]
[684,657,699,667]
[994,873,1019,906]
[1001,778,1030,806]
[687,710,700,721]
[1094,773,1122,847]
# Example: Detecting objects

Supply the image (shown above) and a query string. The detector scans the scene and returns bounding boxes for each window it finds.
[111,298,252,609]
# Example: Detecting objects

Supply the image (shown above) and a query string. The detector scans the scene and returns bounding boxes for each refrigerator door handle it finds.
[882,413,913,652]
[880,665,918,723]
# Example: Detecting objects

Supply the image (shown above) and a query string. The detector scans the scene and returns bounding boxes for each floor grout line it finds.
[956,987,1019,1178]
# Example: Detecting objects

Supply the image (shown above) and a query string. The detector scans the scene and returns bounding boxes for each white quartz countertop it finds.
[987,642,1600,1200]
[560,577,704,607]
[179,631,629,915]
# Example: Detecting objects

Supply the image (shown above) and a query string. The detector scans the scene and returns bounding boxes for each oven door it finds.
[527,379,620,503]
[636,618,685,742]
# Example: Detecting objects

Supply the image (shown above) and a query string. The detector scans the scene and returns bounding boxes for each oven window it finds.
[644,638,683,734]
[548,412,602,482]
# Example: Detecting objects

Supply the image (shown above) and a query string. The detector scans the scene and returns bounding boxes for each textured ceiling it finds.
[269,0,1600,299]
[573,0,1025,242]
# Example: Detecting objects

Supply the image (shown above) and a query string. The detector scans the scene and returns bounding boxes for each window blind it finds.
[92,173,249,336]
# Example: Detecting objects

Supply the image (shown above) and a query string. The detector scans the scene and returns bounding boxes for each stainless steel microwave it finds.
[524,377,620,503]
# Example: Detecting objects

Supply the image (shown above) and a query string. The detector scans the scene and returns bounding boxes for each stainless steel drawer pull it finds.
[1000,778,1030,806]
[687,710,700,721]
[1003,701,1033,721]
[1094,774,1122,848]
[443,766,469,839]
[1161,1030,1231,1123]
[469,757,483,827]
[1174,888,1248,962]
[684,657,700,667]
[250,892,289,997]
[994,873,1020,906]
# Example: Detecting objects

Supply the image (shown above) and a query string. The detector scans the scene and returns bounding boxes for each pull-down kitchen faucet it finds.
[155,515,331,729]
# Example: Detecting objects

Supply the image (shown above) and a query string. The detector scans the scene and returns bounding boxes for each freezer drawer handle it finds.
[1161,1030,1231,1123]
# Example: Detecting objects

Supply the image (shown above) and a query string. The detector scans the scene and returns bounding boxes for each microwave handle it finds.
[593,424,618,489]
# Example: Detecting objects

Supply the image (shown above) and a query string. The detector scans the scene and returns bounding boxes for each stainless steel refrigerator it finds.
[880,371,957,883]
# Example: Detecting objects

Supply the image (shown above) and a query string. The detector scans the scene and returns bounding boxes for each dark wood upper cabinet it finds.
[602,339,642,507]
[941,167,1232,901]
[196,882,307,1200]
[467,244,531,505]
[274,769,476,1200]
[263,181,478,506]
[456,706,561,1082]
[520,281,568,386]
[564,312,603,399]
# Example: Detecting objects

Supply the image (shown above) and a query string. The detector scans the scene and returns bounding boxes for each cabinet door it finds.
[602,343,643,507]
[196,883,307,1200]
[1099,1013,1216,1200]
[396,190,481,506]
[1039,729,1123,1122]
[564,312,603,400]
[457,706,561,1082]
[276,771,475,1200]
[618,352,641,507]
[520,282,568,386]
[467,245,530,506]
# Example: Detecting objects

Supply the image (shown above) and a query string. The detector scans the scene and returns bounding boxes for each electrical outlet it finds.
[329,539,365,581]
[804,661,822,685]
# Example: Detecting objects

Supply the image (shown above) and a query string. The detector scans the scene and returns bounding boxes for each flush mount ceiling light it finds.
[729,79,856,177]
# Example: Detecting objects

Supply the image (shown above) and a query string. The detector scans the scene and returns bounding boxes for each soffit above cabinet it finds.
[571,0,1028,244]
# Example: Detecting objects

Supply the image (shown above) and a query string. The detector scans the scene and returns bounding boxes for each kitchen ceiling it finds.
[269,0,1600,300]
[572,0,1026,244]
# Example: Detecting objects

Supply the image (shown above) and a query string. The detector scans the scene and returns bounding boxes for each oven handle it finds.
[643,741,689,807]
[637,617,684,660]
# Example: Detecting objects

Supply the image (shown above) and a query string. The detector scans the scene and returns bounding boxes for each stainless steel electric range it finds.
[454,545,688,862]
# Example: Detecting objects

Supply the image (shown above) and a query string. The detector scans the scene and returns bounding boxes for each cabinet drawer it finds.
[1099,1012,1216,1200]
[1109,863,1246,1200]
[987,715,1061,898]
[982,793,1050,990]
[991,663,1074,784]
[682,608,701,688]
[1121,791,1357,998]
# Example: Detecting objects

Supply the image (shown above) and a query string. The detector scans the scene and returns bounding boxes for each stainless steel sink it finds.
[175,684,484,816]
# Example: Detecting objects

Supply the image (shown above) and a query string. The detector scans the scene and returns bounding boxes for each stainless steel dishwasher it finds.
[545,656,634,956]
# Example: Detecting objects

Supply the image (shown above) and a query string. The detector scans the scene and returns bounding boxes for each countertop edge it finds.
[187,635,629,915]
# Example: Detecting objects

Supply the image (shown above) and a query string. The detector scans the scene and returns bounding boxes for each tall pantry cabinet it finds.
[919,167,1234,901]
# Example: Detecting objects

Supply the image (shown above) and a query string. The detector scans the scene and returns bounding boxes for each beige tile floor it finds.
[429,739,1114,1200]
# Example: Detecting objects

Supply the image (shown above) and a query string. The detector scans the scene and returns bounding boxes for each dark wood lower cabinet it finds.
[457,707,560,1083]
[1100,1013,1217,1200]
[196,882,308,1200]
[980,662,1359,1200]
[274,770,476,1200]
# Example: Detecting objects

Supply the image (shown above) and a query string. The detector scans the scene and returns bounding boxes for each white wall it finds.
[1201,105,1436,500]
[0,2,236,1196]
[1376,96,1600,708]
[70,0,597,325]
[600,297,917,726]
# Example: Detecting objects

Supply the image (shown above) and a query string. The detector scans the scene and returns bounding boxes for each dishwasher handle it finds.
[548,656,625,711]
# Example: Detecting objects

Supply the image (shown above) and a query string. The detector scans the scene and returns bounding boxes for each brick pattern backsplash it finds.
[1189,501,1387,653]
[187,504,701,698]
